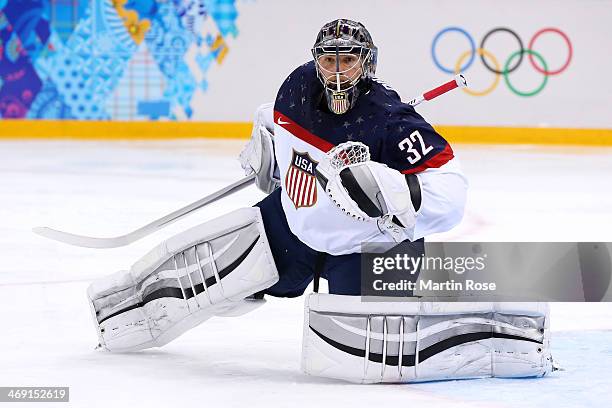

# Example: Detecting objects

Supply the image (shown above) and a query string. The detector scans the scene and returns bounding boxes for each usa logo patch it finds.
[285,150,318,209]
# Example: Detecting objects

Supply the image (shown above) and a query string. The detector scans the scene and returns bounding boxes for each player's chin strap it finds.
[315,142,422,242]
[302,293,560,383]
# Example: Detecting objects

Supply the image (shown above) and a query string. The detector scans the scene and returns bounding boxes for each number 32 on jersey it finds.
[398,130,434,164]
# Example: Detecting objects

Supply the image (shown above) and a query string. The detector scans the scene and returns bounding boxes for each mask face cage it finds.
[311,20,378,114]
[312,44,370,93]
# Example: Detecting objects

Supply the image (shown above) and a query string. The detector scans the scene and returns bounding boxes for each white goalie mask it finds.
[312,19,378,115]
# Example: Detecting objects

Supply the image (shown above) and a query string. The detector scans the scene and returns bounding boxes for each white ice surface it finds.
[1,140,611,408]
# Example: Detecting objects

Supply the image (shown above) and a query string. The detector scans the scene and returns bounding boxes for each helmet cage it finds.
[312,44,372,93]
[311,19,378,114]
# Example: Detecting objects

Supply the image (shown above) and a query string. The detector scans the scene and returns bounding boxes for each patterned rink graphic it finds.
[0,0,238,119]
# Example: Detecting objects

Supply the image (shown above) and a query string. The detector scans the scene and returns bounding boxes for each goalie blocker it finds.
[88,208,279,352]
[302,294,555,383]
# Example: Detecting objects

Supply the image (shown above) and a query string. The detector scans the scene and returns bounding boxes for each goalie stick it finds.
[33,74,467,249]
[33,174,256,248]
[407,74,467,106]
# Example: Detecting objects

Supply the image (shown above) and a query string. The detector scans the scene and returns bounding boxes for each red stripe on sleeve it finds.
[401,143,455,174]
[274,111,335,152]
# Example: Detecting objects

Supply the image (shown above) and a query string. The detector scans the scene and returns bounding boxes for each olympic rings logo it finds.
[431,27,573,97]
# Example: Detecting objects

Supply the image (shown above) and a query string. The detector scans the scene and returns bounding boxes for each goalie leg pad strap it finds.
[88,207,279,352]
[301,294,553,383]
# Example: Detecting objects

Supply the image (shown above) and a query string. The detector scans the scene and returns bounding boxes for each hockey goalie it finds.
[87,19,554,383]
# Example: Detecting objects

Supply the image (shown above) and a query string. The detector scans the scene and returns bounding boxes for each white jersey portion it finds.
[275,123,399,255]
[408,158,468,240]
[256,104,467,256]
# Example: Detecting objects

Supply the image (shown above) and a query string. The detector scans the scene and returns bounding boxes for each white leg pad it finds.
[88,207,278,352]
[302,294,554,383]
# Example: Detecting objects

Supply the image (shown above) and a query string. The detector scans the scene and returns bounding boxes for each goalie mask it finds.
[312,19,378,115]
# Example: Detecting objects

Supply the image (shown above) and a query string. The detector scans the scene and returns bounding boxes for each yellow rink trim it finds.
[434,125,612,146]
[0,120,252,140]
[1,120,612,145]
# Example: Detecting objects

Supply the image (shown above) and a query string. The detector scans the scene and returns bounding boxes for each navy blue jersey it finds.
[273,61,454,174]
[270,61,461,255]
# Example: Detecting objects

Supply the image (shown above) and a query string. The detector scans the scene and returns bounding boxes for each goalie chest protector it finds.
[272,61,454,255]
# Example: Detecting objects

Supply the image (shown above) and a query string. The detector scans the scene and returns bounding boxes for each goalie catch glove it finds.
[316,142,422,241]
[239,103,280,194]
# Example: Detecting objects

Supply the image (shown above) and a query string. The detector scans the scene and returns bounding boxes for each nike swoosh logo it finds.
[276,118,290,125]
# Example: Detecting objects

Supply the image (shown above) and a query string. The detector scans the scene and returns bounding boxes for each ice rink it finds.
[1,139,611,407]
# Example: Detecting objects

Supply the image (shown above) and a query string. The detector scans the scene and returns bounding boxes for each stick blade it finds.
[32,226,129,249]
